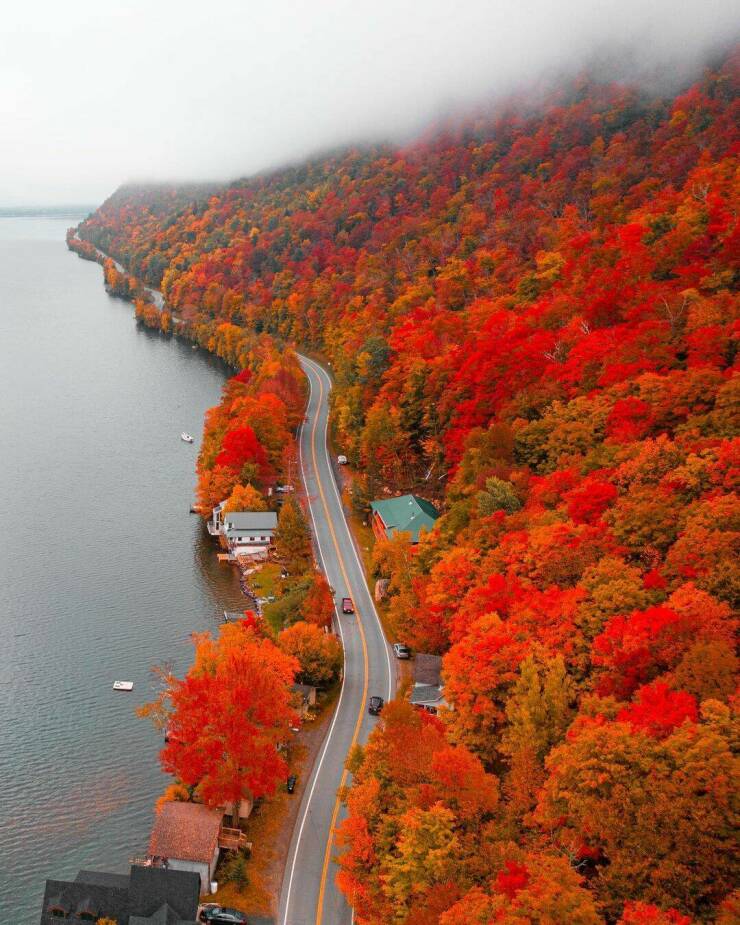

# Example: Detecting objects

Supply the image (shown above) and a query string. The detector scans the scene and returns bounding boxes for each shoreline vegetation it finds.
[66,50,738,924]
[67,229,344,916]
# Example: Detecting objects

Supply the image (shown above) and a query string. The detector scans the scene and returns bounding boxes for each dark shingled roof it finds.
[39,865,200,925]
[129,865,200,919]
[149,801,222,863]
[414,653,443,686]
[40,877,129,925]
[76,869,131,889]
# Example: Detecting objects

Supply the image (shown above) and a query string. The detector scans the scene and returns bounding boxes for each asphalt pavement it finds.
[277,355,395,925]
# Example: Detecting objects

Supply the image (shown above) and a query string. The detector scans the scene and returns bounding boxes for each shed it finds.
[370,495,439,543]
[292,682,317,716]
[148,802,222,892]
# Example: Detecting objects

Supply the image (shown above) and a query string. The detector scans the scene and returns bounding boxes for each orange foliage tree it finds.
[144,620,298,822]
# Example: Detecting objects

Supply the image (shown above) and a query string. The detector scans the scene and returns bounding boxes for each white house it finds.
[222,511,278,556]
[208,504,278,558]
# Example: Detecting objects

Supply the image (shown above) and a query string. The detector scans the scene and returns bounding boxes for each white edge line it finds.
[301,355,394,702]
[281,360,349,925]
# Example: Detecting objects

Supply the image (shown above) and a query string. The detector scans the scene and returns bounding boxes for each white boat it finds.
[181,432,194,443]
[113,680,134,692]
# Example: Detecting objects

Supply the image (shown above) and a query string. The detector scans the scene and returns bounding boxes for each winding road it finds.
[278,355,395,925]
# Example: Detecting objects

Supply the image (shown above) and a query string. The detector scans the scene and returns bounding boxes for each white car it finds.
[337,454,348,465]
[393,643,411,659]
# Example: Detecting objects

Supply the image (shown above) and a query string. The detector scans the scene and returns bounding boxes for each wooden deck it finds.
[218,826,251,852]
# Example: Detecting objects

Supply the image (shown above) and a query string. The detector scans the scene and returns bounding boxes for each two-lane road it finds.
[279,355,394,925]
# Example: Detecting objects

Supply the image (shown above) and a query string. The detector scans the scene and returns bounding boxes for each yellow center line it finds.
[307,362,369,925]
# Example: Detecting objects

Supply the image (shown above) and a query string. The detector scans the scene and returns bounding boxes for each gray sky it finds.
[1,0,736,206]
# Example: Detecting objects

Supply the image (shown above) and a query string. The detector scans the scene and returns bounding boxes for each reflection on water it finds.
[0,217,245,921]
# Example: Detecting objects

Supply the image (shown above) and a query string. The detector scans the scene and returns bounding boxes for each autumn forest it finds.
[71,50,738,924]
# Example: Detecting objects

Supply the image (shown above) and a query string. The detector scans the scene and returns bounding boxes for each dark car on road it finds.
[287,774,297,793]
[341,596,354,614]
[368,695,384,715]
[201,907,248,924]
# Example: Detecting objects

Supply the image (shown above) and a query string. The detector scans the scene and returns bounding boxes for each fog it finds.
[1,0,737,207]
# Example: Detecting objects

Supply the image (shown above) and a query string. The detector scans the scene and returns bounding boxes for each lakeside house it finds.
[147,801,251,892]
[148,802,222,892]
[410,653,447,713]
[39,864,200,924]
[209,503,278,558]
[370,494,440,544]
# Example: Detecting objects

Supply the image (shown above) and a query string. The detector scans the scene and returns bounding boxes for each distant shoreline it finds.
[0,207,94,219]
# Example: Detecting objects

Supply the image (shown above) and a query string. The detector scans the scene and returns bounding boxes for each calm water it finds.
[0,217,245,920]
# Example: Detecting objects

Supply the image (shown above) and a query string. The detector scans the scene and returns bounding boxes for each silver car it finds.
[393,643,411,659]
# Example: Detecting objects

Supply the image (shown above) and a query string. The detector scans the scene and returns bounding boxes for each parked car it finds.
[368,695,384,715]
[412,703,439,715]
[337,454,348,465]
[199,904,220,923]
[393,643,411,659]
[341,596,354,614]
[203,908,248,925]
[287,774,297,793]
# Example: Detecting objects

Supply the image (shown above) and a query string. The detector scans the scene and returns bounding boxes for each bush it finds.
[221,850,250,891]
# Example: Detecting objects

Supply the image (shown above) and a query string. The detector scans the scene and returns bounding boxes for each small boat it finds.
[181,432,194,443]
[113,680,134,692]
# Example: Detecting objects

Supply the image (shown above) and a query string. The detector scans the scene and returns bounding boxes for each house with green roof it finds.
[370,494,440,544]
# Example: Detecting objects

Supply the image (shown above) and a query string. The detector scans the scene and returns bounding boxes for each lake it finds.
[0,216,245,920]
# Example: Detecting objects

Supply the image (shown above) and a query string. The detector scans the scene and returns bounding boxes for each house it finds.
[292,682,317,717]
[370,494,439,544]
[209,505,278,558]
[209,504,278,547]
[148,802,223,892]
[39,864,200,924]
[410,653,447,713]
[223,510,278,554]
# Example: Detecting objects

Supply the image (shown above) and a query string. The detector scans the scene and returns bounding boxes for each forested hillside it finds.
[77,51,738,923]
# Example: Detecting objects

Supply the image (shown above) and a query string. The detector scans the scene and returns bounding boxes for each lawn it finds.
[249,561,282,599]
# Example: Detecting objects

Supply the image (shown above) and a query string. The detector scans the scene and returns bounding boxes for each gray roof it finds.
[410,684,445,705]
[414,654,443,687]
[223,511,277,530]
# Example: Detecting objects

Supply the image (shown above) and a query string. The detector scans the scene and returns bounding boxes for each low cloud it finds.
[1,0,737,205]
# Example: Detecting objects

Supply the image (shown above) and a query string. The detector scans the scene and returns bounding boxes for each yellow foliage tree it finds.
[223,482,268,513]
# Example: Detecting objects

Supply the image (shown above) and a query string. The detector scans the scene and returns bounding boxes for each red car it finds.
[341,597,354,614]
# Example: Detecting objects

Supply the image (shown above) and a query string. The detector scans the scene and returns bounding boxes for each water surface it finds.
[0,216,244,920]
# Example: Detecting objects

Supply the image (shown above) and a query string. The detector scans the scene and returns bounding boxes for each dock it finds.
[223,611,245,623]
